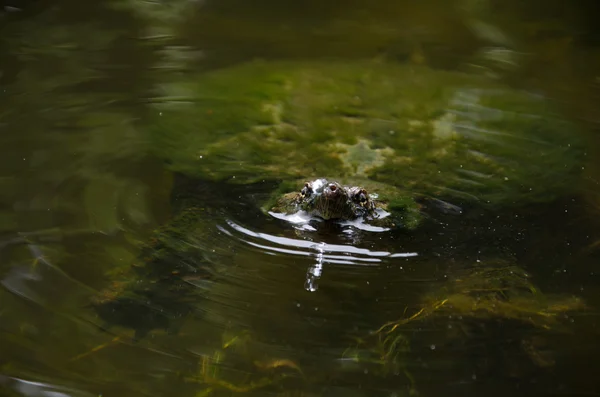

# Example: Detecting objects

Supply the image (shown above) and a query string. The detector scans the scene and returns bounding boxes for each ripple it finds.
[221,219,418,292]
[268,209,393,232]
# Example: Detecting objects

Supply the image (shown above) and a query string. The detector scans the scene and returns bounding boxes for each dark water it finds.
[1,1,600,396]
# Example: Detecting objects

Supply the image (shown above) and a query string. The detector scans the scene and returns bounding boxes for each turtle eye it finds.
[329,184,337,191]
[301,183,312,197]
[356,189,368,205]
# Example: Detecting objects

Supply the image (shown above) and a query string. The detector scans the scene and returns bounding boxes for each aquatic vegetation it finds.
[90,204,222,340]
[316,260,589,396]
[419,265,585,328]
[150,59,583,207]
[341,340,418,396]
[369,261,586,373]
[186,331,304,396]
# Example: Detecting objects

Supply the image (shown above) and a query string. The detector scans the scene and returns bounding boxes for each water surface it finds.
[1,1,600,396]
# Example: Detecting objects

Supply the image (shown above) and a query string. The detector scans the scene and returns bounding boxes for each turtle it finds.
[93,59,583,338]
[273,179,383,221]
[265,177,425,230]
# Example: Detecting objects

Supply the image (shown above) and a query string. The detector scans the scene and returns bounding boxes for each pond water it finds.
[1,1,600,396]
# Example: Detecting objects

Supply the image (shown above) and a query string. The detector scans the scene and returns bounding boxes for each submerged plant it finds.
[186,330,304,396]
[418,263,585,329]
[370,260,586,373]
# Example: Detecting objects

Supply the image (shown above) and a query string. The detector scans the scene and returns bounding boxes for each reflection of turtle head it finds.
[299,178,375,221]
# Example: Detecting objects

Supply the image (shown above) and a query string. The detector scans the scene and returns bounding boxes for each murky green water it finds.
[1,1,600,396]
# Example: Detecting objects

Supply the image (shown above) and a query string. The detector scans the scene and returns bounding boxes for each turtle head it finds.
[295,178,373,220]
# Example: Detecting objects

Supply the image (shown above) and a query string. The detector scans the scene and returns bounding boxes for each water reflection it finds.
[0,376,95,397]
[1,0,600,397]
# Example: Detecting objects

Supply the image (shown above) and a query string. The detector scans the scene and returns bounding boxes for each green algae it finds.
[368,260,586,375]
[149,60,583,207]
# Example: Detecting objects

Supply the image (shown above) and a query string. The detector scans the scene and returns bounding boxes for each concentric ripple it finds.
[219,219,418,292]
